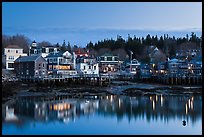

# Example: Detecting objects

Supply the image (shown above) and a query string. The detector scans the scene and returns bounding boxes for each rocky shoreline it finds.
[2,80,202,104]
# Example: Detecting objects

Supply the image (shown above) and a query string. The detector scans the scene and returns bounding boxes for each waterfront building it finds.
[14,55,47,79]
[3,45,28,70]
[97,53,120,75]
[74,48,89,58]
[29,40,60,58]
[167,58,181,77]
[122,59,141,75]
[157,62,168,75]
[45,51,77,77]
[139,64,152,79]
[76,56,99,77]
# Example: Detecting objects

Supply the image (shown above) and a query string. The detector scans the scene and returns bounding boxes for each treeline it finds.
[86,32,202,60]
[2,32,202,62]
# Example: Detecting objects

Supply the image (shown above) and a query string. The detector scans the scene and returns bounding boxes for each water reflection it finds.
[2,93,202,134]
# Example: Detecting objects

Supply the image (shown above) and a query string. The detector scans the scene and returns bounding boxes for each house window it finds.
[8,49,10,52]
[101,57,104,61]
[16,50,18,53]
[89,66,91,69]
[84,66,86,70]
[107,57,112,61]
[49,65,52,70]
[39,63,41,69]
[94,66,96,70]
[54,58,57,63]
[42,63,45,68]
[26,70,29,75]
[49,58,52,63]
[8,63,14,68]
[35,70,38,75]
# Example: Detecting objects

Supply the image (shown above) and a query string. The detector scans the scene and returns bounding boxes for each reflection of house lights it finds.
[161,94,163,107]
[156,95,158,102]
[191,100,193,110]
[118,98,121,108]
[188,99,191,109]
[110,95,113,102]
[150,96,152,101]
[185,103,188,115]
[52,103,71,111]
[152,100,155,111]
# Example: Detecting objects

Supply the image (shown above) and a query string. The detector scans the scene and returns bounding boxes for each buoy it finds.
[182,120,186,126]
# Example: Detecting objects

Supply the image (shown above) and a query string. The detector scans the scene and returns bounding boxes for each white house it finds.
[30,41,60,58]
[4,45,27,70]
[46,51,77,77]
[76,56,99,77]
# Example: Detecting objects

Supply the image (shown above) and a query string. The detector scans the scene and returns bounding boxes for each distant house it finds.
[29,41,60,58]
[97,53,120,74]
[157,62,168,75]
[178,61,189,77]
[122,59,140,74]
[45,51,77,77]
[76,56,99,77]
[4,45,27,70]
[139,64,152,79]
[14,55,47,79]
[148,46,166,64]
[74,48,89,58]
[188,56,202,76]
[167,58,180,77]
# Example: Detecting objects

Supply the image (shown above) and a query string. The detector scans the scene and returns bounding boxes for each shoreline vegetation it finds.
[2,80,202,104]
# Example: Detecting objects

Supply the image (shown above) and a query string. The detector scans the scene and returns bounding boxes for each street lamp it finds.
[129,50,133,74]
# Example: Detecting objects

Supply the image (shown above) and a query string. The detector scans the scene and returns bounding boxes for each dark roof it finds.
[14,55,42,62]
[6,45,21,49]
[46,51,64,58]
[101,53,116,56]
[77,56,95,60]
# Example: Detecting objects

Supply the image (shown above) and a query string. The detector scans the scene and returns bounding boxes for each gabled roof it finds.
[46,51,64,57]
[14,55,43,62]
[5,45,22,49]
[101,53,116,56]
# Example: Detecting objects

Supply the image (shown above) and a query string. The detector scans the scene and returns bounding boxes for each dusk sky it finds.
[2,2,202,47]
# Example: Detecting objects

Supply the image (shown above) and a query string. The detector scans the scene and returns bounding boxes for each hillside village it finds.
[2,38,202,85]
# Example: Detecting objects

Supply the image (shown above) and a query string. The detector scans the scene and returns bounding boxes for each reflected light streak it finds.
[156,95,158,102]
[185,103,188,115]
[188,99,191,109]
[152,100,155,111]
[118,98,121,108]
[161,94,163,107]
[191,100,193,110]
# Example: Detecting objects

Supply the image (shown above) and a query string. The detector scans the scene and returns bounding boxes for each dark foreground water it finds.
[2,92,202,135]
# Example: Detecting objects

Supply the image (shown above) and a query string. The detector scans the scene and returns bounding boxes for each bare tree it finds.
[2,34,31,54]
[37,41,52,48]
[97,48,111,56]
[112,48,127,61]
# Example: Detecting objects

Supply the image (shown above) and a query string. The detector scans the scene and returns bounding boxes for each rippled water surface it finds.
[2,92,202,135]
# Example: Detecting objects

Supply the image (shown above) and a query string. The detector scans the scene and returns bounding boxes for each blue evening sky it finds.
[2,2,202,47]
